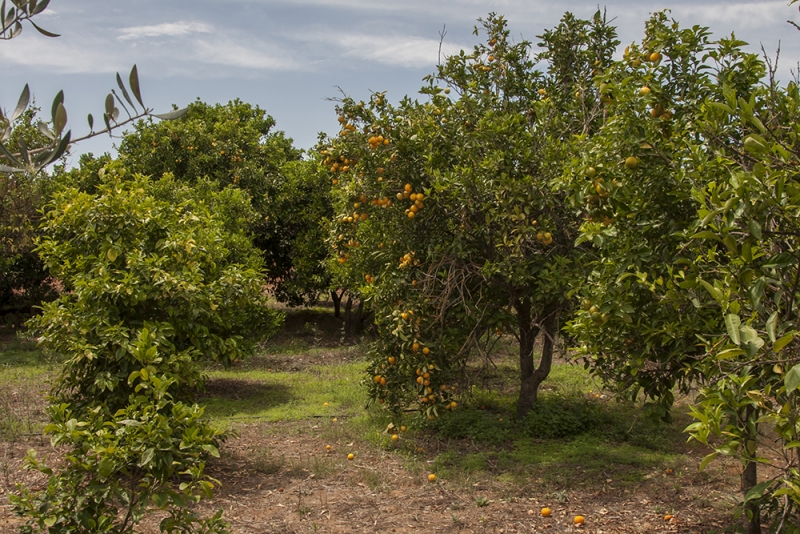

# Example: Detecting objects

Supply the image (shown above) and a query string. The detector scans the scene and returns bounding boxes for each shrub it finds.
[12,164,281,532]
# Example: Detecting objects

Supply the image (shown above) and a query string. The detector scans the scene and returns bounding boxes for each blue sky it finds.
[3,1,799,162]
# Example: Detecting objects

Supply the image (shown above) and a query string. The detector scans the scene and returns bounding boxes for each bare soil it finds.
[0,323,744,533]
[1,420,742,534]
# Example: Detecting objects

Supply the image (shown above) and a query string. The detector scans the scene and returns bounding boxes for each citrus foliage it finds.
[321,12,618,419]
[116,100,332,305]
[12,165,281,532]
[562,11,800,531]
[0,105,60,320]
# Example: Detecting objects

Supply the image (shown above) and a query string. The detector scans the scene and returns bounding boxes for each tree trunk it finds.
[515,300,556,419]
[344,296,353,337]
[742,405,762,534]
[331,289,343,318]
[354,299,364,333]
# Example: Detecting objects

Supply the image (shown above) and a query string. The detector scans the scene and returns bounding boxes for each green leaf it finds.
[152,107,190,120]
[744,480,772,502]
[707,101,733,114]
[725,314,741,345]
[50,89,63,125]
[786,364,800,392]
[765,311,777,342]
[105,93,115,118]
[106,248,119,261]
[44,516,57,527]
[699,451,718,471]
[98,457,114,479]
[32,0,50,14]
[36,120,54,140]
[774,332,795,353]
[716,347,745,359]
[10,83,29,122]
[43,130,70,165]
[691,231,720,241]
[87,113,94,131]
[740,326,764,358]
[202,444,220,457]
[138,447,155,467]
[129,64,144,107]
[116,72,137,110]
[54,102,67,136]
[700,280,723,303]
[29,19,58,37]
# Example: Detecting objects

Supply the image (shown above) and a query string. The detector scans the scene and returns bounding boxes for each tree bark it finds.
[331,289,343,318]
[742,405,762,534]
[515,300,557,419]
[354,299,364,333]
[344,296,353,337]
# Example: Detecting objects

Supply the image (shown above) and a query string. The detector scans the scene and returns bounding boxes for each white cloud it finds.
[672,2,788,30]
[191,36,298,70]
[338,35,467,68]
[117,21,213,40]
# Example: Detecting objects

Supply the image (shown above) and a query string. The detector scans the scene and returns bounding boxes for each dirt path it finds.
[2,421,737,534]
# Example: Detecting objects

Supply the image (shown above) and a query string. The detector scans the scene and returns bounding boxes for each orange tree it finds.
[99,100,334,306]
[321,12,617,420]
[562,11,799,532]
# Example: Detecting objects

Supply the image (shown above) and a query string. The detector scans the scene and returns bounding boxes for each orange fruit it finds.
[639,86,651,96]
[585,167,597,178]
[625,156,638,169]
[347,453,355,460]
[388,356,396,365]
[664,514,673,521]
[400,425,407,432]
[574,515,585,525]
[541,507,551,517]
[422,347,430,355]
[407,211,415,219]
[650,51,662,63]
[391,434,399,441]
[373,375,382,383]
[428,473,437,482]
[326,444,332,451]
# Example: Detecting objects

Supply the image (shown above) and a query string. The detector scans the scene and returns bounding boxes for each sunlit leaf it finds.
[54,102,67,136]
[10,83,29,122]
[786,364,800,392]
[152,107,190,120]
[774,333,795,353]
[105,93,115,118]
[725,314,741,345]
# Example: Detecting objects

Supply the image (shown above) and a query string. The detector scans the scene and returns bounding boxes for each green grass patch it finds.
[201,360,368,422]
[0,336,59,440]
[426,361,689,489]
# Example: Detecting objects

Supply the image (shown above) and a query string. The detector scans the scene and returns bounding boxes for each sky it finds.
[2,0,800,164]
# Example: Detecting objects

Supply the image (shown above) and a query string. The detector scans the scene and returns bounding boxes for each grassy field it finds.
[0,308,741,533]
